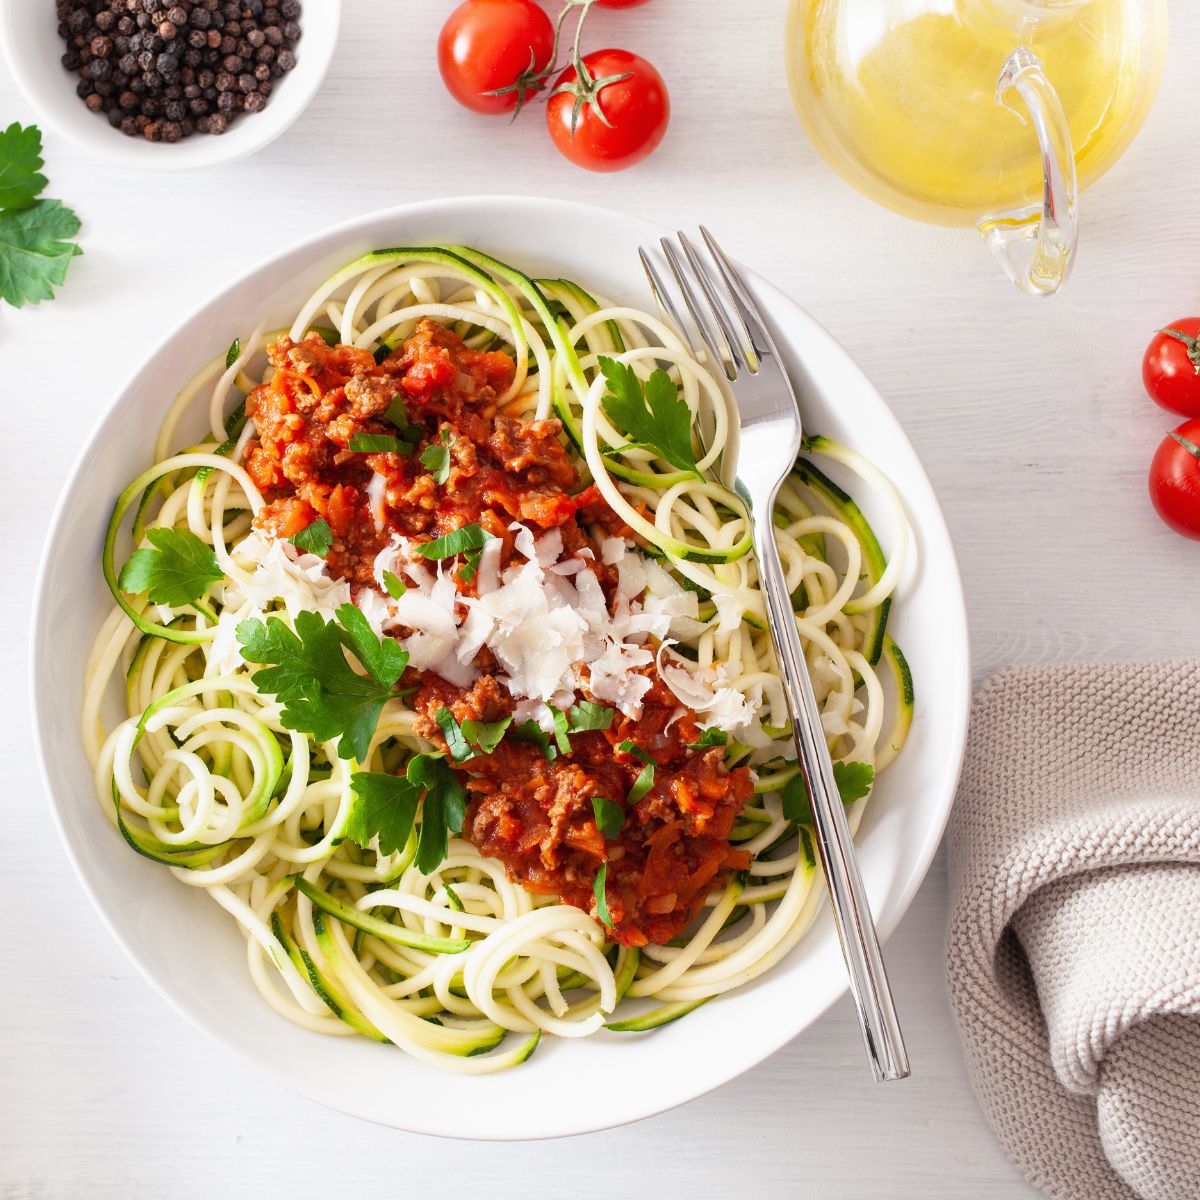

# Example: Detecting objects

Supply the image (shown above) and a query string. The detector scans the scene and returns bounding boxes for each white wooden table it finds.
[5,3,1198,1195]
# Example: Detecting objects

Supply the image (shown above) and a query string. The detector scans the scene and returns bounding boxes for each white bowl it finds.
[0,1,340,171]
[30,196,971,1139]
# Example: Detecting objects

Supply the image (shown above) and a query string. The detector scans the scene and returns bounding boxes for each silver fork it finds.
[640,228,910,1082]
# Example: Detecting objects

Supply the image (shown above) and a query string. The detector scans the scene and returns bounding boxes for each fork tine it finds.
[638,246,700,360]
[659,236,736,382]
[677,232,750,375]
[699,226,772,363]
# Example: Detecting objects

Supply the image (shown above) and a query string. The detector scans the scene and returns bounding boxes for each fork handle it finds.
[752,507,911,1082]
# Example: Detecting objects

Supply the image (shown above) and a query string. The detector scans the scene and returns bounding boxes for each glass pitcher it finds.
[786,0,1167,295]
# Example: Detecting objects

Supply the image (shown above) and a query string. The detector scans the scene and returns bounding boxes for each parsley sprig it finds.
[598,356,699,477]
[118,527,222,612]
[781,761,875,828]
[617,739,656,804]
[345,753,466,873]
[237,603,408,762]
[0,123,81,308]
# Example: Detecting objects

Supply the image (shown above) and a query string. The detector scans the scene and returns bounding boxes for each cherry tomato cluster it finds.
[437,0,668,172]
[1143,321,1200,539]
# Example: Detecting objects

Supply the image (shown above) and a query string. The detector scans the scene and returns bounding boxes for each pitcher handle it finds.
[977,46,1078,297]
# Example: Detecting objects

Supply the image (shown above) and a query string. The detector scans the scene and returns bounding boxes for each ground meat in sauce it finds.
[243,320,617,584]
[243,320,750,945]
[412,673,752,948]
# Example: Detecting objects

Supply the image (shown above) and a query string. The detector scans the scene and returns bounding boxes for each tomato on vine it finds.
[438,0,556,116]
[547,48,669,171]
[1149,418,1200,539]
[1143,319,1200,418]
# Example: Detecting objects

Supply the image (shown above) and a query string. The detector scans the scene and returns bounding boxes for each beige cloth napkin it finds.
[945,659,1200,1200]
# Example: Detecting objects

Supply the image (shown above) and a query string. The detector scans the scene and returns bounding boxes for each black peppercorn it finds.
[59,0,300,141]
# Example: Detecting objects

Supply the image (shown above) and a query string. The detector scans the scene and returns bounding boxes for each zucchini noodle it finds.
[85,246,914,1071]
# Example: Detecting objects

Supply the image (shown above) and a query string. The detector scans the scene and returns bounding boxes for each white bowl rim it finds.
[29,195,971,1139]
[0,0,342,172]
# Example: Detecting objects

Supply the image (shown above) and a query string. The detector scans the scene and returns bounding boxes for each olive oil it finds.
[788,0,1166,225]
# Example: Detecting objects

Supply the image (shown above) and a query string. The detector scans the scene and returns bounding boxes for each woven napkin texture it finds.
[945,659,1200,1200]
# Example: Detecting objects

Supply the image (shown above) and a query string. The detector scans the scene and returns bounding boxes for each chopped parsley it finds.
[348,432,403,454]
[598,356,699,476]
[548,704,573,755]
[382,569,407,600]
[781,761,875,828]
[511,719,557,761]
[567,701,614,732]
[289,517,333,558]
[383,396,423,444]
[618,740,656,804]
[118,526,222,609]
[593,864,613,929]
[460,716,512,754]
[591,796,625,840]
[236,603,408,763]
[420,429,453,485]
[417,523,494,561]
[434,707,475,763]
[687,728,728,751]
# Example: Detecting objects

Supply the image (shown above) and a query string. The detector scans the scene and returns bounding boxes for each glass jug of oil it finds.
[787,0,1167,295]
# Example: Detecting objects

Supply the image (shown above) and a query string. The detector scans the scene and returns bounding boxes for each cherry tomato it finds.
[438,0,555,116]
[1149,417,1200,539]
[1142,318,1200,417]
[546,49,669,172]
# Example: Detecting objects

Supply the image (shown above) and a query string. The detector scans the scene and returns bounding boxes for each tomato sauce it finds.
[413,673,751,948]
[244,321,751,946]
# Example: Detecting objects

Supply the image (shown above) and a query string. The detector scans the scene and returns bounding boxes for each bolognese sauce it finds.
[242,320,751,945]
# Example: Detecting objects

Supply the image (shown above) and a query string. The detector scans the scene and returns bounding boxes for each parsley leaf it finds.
[0,123,47,211]
[0,198,82,308]
[461,716,512,754]
[417,524,494,561]
[593,863,613,929]
[591,796,625,840]
[349,432,403,454]
[618,740,656,804]
[290,518,333,558]
[383,397,422,441]
[382,569,407,600]
[511,719,557,761]
[236,608,408,762]
[420,430,453,484]
[598,356,698,476]
[334,602,408,686]
[460,549,484,583]
[435,707,475,763]
[373,342,393,366]
[347,771,421,857]
[781,761,875,827]
[568,701,614,732]
[225,337,241,370]
[408,753,466,874]
[688,728,728,751]
[118,527,222,608]
[421,442,450,483]
[548,704,573,755]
